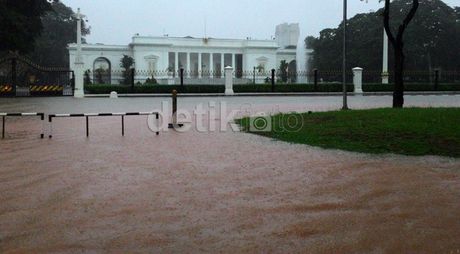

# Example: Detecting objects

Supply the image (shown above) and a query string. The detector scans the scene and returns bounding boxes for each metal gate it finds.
[0,52,74,97]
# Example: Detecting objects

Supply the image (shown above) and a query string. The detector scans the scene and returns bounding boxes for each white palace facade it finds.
[68,23,310,84]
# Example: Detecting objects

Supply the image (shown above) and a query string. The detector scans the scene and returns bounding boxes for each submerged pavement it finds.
[0,95,459,253]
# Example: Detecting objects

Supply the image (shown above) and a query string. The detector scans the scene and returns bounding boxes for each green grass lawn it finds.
[237,108,460,158]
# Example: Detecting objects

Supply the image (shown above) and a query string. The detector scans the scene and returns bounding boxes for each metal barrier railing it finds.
[48,112,160,138]
[1,113,45,139]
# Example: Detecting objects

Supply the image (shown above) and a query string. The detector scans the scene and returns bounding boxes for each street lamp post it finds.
[342,0,349,110]
[382,29,389,84]
[73,8,85,98]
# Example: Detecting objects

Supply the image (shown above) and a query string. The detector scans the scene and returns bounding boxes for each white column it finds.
[174,52,179,76]
[221,53,225,77]
[186,52,191,78]
[382,29,389,84]
[209,53,214,78]
[225,66,234,96]
[198,53,202,78]
[231,54,236,78]
[353,67,363,94]
[73,8,85,98]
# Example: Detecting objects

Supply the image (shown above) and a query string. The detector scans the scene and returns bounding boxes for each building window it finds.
[93,57,111,84]
[148,60,156,73]
[256,56,269,74]
[144,55,159,76]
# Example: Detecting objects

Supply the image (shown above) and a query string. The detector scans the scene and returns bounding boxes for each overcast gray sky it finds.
[61,0,458,45]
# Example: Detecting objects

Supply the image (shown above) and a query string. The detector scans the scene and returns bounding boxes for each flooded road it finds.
[0,95,459,253]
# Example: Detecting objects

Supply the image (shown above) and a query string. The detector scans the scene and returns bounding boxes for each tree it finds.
[308,0,460,107]
[84,69,92,85]
[120,55,134,85]
[308,0,459,72]
[383,0,419,108]
[94,67,107,84]
[256,64,265,73]
[278,60,289,83]
[0,0,53,53]
[145,76,157,85]
[29,1,90,67]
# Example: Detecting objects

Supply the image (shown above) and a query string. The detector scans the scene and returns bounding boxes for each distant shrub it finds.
[145,76,157,85]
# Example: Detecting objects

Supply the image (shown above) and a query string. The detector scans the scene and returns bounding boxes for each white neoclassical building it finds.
[68,23,310,84]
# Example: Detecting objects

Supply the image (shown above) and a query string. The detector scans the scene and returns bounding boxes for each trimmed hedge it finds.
[85,84,354,94]
[363,83,460,92]
[85,83,459,94]
[235,84,354,93]
[86,85,224,94]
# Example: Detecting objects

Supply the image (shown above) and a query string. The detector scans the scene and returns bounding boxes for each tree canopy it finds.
[307,0,460,72]
[0,0,53,54]
[29,1,90,67]
[0,0,90,67]
[120,55,135,85]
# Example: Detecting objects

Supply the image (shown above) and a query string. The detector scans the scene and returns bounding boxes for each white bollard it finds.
[225,66,234,96]
[110,91,118,99]
[353,67,363,94]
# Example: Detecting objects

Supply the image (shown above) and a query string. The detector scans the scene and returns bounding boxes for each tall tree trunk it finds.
[393,46,405,108]
[383,0,419,108]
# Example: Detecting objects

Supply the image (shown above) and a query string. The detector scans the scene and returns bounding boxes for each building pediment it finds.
[144,54,159,60]
[256,56,269,63]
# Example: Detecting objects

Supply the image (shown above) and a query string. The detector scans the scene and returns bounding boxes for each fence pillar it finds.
[353,67,363,94]
[225,66,234,96]
[73,66,84,98]
[167,70,175,85]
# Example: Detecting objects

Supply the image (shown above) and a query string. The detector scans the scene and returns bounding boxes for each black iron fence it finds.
[85,68,459,86]
[362,70,460,84]
[0,53,74,97]
[83,68,460,94]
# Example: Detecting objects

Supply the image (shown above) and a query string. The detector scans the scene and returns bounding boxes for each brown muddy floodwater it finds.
[0,95,459,253]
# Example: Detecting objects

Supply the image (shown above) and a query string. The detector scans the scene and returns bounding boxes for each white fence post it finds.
[73,8,85,98]
[167,71,175,85]
[74,67,84,98]
[353,67,363,94]
[225,66,234,96]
